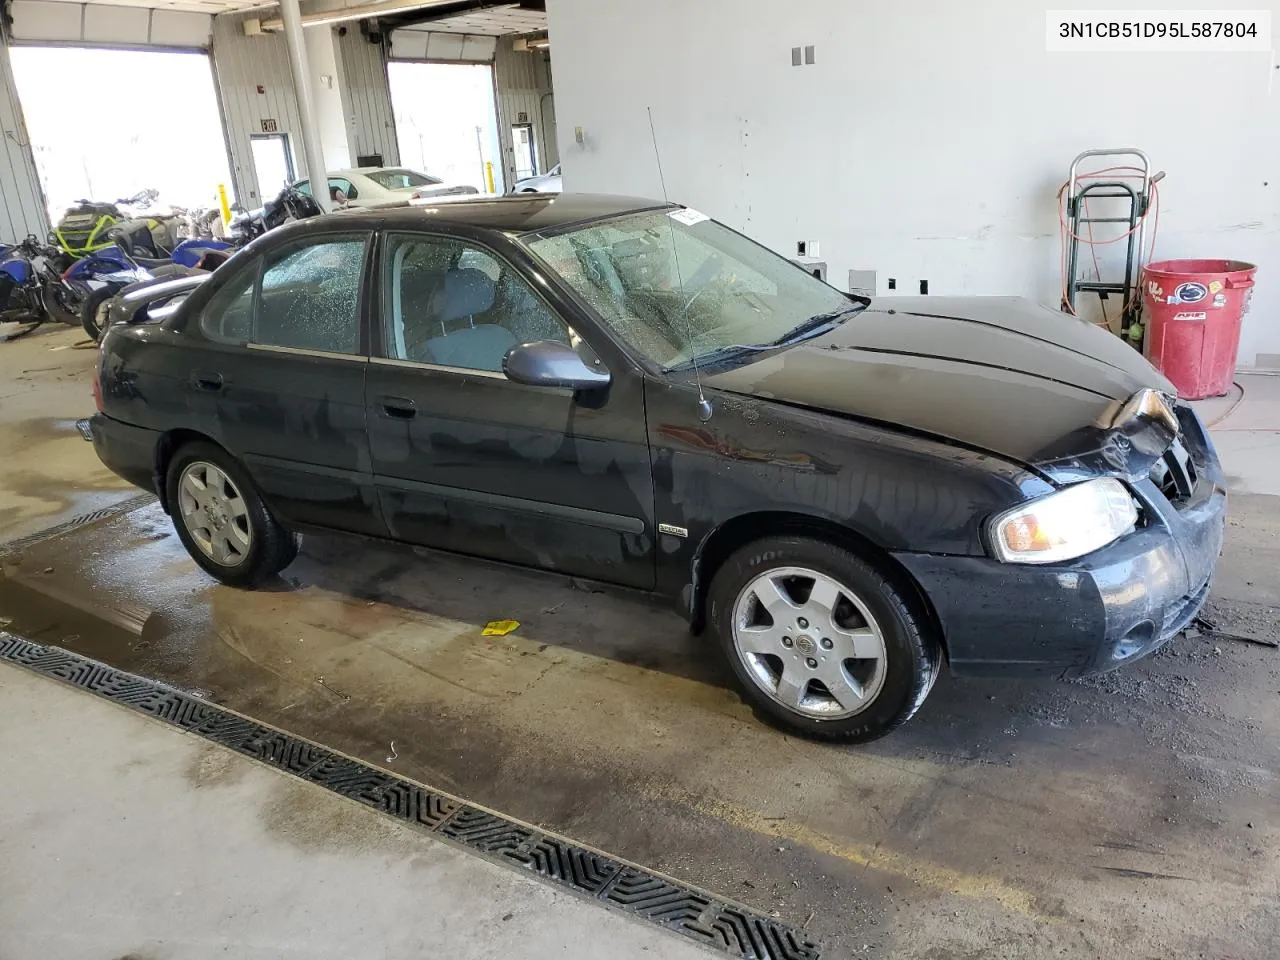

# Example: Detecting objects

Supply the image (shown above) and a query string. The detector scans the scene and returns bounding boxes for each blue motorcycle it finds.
[68,235,234,341]
[1,235,81,340]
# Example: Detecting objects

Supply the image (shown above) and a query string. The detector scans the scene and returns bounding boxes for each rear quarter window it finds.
[199,260,259,342]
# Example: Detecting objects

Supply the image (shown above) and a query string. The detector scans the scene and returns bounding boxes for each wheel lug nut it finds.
[798,618,809,629]
[805,657,818,669]
[820,638,833,650]
[782,637,794,648]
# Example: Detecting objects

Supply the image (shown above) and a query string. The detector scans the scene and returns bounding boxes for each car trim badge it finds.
[658,523,689,538]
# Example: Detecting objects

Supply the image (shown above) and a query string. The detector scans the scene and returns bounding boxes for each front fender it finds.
[644,378,1049,608]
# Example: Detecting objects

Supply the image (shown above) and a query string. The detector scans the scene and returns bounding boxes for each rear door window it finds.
[198,236,370,353]
[256,237,369,354]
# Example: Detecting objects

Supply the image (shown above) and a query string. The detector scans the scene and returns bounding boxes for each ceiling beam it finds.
[258,0,468,32]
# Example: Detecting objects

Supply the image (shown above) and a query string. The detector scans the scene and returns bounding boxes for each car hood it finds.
[702,296,1179,479]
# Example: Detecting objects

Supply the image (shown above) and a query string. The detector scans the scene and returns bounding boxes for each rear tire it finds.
[708,535,940,743]
[165,441,298,587]
[42,282,82,325]
[81,283,123,341]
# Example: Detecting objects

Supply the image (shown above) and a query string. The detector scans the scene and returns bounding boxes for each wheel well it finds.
[154,428,221,513]
[691,511,948,662]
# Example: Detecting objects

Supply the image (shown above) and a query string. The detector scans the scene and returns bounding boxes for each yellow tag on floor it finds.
[481,619,520,637]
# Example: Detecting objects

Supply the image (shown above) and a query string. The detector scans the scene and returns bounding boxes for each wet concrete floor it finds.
[0,326,136,540]
[2,489,1278,958]
[3,334,1278,957]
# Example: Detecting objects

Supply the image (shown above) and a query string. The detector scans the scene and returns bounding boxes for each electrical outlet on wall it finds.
[808,240,820,258]
[796,241,807,256]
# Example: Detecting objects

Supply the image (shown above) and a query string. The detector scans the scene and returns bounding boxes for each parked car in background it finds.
[295,167,481,207]
[89,194,1225,744]
[511,163,561,194]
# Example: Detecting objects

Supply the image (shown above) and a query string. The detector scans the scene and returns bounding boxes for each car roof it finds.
[307,167,425,183]
[331,167,409,176]
[324,192,672,234]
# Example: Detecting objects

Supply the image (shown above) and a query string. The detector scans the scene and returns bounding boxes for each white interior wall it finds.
[493,40,557,186]
[546,0,1280,368]
[0,20,47,244]
[337,25,399,166]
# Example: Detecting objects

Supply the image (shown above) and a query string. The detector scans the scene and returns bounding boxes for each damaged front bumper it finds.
[895,402,1227,678]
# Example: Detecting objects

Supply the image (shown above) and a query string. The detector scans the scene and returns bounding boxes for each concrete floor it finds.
[2,323,1279,958]
[0,662,710,960]
[0,326,136,540]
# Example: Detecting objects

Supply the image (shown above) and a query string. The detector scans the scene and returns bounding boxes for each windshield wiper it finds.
[768,303,866,347]
[666,342,774,372]
[665,303,868,373]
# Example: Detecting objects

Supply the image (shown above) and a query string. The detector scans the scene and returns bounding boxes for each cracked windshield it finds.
[526,209,862,370]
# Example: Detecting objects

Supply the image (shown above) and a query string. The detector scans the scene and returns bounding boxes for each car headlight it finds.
[989,478,1138,564]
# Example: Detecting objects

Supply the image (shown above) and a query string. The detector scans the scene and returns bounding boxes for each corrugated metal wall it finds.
[0,23,48,244]
[337,26,399,167]
[211,12,302,206]
[493,42,557,187]
[213,14,401,200]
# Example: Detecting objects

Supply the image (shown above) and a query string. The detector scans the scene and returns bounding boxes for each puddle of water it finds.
[0,570,166,662]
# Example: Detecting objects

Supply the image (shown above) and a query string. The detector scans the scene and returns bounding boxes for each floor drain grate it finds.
[0,636,822,960]
[0,493,158,555]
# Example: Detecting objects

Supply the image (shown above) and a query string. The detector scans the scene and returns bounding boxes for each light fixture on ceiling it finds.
[512,33,549,51]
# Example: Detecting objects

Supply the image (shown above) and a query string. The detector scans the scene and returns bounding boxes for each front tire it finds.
[165,441,298,587]
[708,536,940,743]
[81,283,123,341]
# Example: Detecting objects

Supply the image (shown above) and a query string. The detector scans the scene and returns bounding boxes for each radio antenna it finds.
[647,106,712,423]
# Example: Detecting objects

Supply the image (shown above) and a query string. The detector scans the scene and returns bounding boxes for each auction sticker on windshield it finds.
[669,208,710,226]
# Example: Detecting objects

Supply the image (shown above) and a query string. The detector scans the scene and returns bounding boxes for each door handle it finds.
[191,372,223,393]
[378,395,416,419]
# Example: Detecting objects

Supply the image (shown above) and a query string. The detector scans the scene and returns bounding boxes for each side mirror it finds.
[503,340,611,390]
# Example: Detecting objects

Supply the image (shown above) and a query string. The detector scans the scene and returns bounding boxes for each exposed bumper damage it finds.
[896,398,1227,677]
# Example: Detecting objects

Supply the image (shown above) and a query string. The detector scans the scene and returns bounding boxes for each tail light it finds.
[92,370,103,413]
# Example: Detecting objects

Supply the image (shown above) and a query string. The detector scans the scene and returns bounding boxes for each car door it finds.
[364,230,655,589]
[194,231,384,536]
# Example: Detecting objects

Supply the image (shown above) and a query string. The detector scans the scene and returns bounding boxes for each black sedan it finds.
[90,194,1226,742]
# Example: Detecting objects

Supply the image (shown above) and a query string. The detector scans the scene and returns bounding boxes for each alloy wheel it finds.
[731,565,888,719]
[178,461,253,566]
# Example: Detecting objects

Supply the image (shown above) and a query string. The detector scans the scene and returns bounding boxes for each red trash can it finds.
[1141,258,1256,400]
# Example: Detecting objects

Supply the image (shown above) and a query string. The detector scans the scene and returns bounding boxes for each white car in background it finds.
[511,163,562,194]
[294,167,481,208]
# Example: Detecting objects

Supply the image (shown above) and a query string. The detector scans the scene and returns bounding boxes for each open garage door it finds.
[387,59,504,194]
[9,46,232,222]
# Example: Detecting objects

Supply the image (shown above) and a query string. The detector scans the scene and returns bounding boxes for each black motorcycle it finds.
[227,183,324,244]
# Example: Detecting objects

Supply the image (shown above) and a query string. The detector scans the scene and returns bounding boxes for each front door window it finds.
[381,234,570,372]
